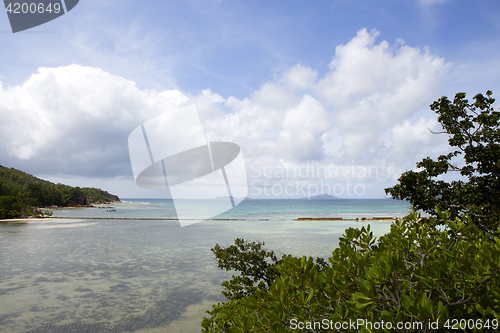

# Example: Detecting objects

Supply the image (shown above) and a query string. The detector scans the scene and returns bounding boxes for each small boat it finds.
[107,209,116,212]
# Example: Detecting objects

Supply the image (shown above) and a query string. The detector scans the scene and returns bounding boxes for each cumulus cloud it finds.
[391,117,450,162]
[0,29,453,197]
[281,64,318,90]
[0,65,187,177]
[318,29,448,108]
[278,95,330,161]
[316,28,450,160]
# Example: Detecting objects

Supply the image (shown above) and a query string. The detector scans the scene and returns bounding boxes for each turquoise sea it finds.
[0,199,412,333]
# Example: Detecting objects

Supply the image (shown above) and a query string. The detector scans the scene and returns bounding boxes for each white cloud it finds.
[249,82,299,110]
[278,95,330,161]
[316,28,450,160]
[391,117,450,162]
[281,64,318,90]
[0,64,187,176]
[201,89,224,104]
[0,29,454,197]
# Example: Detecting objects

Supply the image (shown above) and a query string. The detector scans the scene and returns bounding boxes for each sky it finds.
[0,0,499,199]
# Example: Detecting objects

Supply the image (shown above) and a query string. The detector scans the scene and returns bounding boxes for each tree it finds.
[385,91,500,236]
[210,239,328,301]
[0,181,7,196]
[0,195,25,219]
[210,238,284,300]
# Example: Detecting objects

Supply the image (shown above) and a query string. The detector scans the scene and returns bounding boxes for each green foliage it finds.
[202,214,500,332]
[0,165,120,219]
[0,181,7,196]
[26,182,64,207]
[210,239,328,301]
[385,91,500,235]
[211,239,284,300]
[79,187,119,204]
[0,195,27,219]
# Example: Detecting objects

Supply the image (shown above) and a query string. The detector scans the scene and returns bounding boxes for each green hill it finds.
[0,165,120,219]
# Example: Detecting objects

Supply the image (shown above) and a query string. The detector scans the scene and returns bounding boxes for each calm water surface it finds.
[0,199,411,333]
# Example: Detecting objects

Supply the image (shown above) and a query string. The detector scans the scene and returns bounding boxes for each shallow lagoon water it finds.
[0,199,411,332]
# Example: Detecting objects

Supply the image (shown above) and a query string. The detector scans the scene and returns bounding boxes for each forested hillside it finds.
[0,165,120,219]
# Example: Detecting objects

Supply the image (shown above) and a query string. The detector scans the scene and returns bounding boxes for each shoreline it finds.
[0,217,85,223]
[42,201,121,210]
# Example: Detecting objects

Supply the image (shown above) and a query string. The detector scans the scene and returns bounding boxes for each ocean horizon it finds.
[51,198,413,221]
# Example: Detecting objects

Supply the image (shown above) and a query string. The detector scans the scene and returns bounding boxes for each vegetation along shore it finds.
[0,165,120,219]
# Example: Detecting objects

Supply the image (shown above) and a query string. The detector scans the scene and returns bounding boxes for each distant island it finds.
[298,194,341,200]
[0,165,120,219]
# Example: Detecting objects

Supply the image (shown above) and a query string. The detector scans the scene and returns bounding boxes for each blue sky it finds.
[0,0,499,198]
[2,0,500,96]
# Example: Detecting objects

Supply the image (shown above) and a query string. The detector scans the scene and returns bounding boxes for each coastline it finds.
[2,199,415,223]
[43,200,121,209]
[0,217,85,223]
